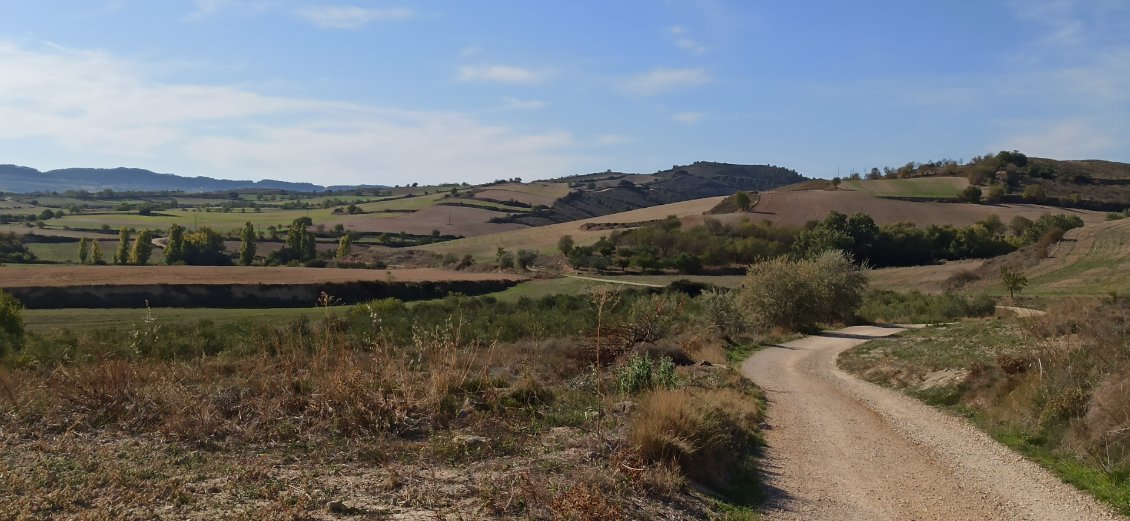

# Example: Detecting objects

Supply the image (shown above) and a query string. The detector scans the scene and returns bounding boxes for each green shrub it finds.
[0,290,25,356]
[739,250,867,332]
[856,290,995,324]
[617,352,678,394]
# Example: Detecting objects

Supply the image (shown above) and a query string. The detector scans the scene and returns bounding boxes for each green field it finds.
[22,306,351,333]
[840,176,968,199]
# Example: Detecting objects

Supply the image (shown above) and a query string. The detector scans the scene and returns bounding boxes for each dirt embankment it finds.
[0,266,527,308]
[0,266,526,287]
[743,326,1123,520]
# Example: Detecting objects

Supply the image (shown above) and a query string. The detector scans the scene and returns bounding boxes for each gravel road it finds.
[742,325,1124,521]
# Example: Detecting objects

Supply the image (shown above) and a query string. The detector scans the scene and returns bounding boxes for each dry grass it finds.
[629,382,762,492]
[0,289,766,519]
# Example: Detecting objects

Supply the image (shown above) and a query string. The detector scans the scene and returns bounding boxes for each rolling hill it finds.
[0,164,329,193]
[501,162,806,226]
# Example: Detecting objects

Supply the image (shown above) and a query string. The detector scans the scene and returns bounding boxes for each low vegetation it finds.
[0,286,771,519]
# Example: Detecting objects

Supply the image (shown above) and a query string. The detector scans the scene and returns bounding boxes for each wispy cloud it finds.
[458,64,548,84]
[618,67,710,95]
[501,97,546,110]
[668,26,705,54]
[0,41,579,184]
[295,5,413,29]
[672,111,704,124]
[991,119,1117,159]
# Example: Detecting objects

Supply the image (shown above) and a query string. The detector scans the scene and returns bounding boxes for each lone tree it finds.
[336,233,352,259]
[959,186,983,204]
[734,191,752,211]
[1000,266,1028,299]
[114,227,131,265]
[239,221,256,266]
[557,234,574,256]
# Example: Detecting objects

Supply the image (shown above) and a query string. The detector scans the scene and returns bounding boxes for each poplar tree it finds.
[90,240,104,264]
[114,227,131,265]
[166,224,185,264]
[337,233,352,258]
[78,237,90,264]
[129,229,154,265]
[239,221,256,266]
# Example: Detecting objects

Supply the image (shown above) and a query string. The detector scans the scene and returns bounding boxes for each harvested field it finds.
[0,265,525,287]
[420,196,726,257]
[867,260,984,294]
[326,205,528,237]
[471,182,571,206]
[722,190,1105,228]
[840,176,969,199]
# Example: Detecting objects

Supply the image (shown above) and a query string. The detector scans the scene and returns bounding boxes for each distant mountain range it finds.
[0,165,346,193]
[0,161,804,198]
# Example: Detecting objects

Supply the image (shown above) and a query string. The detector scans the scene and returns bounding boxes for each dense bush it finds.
[739,250,867,332]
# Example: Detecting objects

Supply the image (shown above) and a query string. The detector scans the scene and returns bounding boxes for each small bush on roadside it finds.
[629,388,762,491]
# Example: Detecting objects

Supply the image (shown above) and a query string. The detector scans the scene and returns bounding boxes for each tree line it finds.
[559,210,1085,274]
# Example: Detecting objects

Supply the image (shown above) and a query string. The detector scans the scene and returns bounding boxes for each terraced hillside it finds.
[1020,218,1130,295]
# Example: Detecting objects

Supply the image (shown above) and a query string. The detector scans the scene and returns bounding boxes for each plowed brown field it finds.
[717,190,1106,228]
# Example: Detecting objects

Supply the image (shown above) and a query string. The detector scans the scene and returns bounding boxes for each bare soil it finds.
[743,325,1123,520]
[0,266,526,287]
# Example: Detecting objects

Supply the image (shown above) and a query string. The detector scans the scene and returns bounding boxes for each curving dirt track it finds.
[743,325,1124,521]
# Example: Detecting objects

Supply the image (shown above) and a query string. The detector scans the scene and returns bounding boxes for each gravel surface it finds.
[743,325,1125,521]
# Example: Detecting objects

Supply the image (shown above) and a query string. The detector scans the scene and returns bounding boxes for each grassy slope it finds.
[868,218,1130,296]
[840,176,969,199]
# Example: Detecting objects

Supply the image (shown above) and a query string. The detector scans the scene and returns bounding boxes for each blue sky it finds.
[0,1,1127,185]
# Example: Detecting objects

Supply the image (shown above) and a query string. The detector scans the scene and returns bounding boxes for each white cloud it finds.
[0,41,580,185]
[501,97,546,110]
[672,111,704,124]
[296,5,413,29]
[669,26,705,53]
[992,119,1119,160]
[618,67,710,95]
[458,64,547,84]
